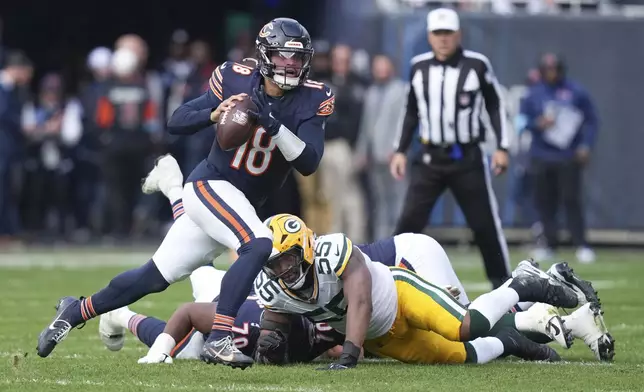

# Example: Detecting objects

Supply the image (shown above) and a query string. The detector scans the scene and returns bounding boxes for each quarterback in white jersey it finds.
[254,214,580,369]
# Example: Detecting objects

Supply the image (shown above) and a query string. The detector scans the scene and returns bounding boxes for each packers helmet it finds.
[264,214,315,290]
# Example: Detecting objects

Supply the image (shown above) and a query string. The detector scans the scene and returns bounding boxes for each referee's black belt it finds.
[423,142,479,153]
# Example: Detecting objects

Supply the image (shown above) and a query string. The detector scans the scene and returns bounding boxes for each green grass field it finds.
[1,247,643,392]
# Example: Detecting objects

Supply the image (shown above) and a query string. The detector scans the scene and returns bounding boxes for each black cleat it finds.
[547,262,600,307]
[200,336,254,370]
[508,275,579,309]
[496,327,561,362]
[596,332,616,362]
[36,296,82,358]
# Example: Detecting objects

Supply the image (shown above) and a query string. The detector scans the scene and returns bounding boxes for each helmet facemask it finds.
[257,44,313,90]
[264,246,313,290]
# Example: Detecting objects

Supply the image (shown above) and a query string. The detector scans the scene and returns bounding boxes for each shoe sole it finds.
[551,263,600,306]
[200,353,253,370]
[589,302,615,361]
[141,155,171,194]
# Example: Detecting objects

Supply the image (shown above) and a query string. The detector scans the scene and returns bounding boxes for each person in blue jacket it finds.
[520,53,598,264]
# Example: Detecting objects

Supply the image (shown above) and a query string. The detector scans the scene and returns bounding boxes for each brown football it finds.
[216,96,258,150]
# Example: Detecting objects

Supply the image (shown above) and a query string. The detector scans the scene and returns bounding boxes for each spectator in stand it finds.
[21,73,82,241]
[0,50,33,247]
[355,54,407,240]
[521,53,599,264]
[320,43,367,243]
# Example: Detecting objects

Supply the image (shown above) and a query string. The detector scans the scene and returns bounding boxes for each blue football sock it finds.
[208,237,272,341]
[70,260,170,326]
[128,315,167,348]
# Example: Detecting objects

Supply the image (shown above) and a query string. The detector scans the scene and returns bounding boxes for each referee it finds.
[390,8,511,288]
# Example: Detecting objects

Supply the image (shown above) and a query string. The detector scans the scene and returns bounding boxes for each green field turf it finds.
[0,247,643,392]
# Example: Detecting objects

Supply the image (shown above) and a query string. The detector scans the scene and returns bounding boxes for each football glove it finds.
[248,87,281,136]
[255,329,289,365]
[316,341,360,371]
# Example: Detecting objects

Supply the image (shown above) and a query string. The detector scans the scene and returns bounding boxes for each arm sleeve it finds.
[289,115,326,176]
[166,66,224,135]
[479,58,510,150]
[394,69,419,154]
[577,89,599,148]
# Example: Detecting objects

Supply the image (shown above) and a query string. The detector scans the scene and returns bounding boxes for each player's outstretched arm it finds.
[167,92,219,135]
[329,247,372,369]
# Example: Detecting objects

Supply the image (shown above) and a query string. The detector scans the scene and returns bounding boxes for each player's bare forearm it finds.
[342,247,372,349]
[164,303,217,342]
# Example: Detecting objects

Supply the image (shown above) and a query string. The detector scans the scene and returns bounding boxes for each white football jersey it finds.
[254,233,398,340]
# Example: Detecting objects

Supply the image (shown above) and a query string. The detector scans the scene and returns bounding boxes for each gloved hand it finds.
[248,87,281,136]
[316,341,360,370]
[255,330,288,365]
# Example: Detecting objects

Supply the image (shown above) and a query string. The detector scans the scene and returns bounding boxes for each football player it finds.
[252,214,583,369]
[99,265,343,364]
[145,155,613,362]
[36,18,334,369]
[358,236,614,361]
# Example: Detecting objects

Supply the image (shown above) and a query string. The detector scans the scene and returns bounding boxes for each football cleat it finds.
[508,275,579,309]
[99,308,127,352]
[518,302,573,349]
[141,154,183,196]
[512,259,551,280]
[563,303,615,361]
[36,296,82,358]
[200,336,254,369]
[547,262,599,306]
[496,327,561,362]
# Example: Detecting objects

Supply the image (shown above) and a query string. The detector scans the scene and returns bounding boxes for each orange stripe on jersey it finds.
[215,67,224,83]
[209,78,223,101]
[212,77,223,95]
[196,181,251,244]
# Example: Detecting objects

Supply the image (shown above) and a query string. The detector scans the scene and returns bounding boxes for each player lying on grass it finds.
[508,260,614,361]
[141,154,613,363]
[99,265,344,364]
[254,213,580,369]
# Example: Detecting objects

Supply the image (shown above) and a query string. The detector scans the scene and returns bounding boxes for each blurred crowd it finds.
[0,29,241,247]
[0,16,597,254]
[0,21,408,249]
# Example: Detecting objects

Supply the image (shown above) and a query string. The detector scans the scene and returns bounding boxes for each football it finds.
[216,96,258,150]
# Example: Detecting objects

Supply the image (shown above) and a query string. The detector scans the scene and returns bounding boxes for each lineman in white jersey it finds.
[143,156,613,362]
[253,214,581,369]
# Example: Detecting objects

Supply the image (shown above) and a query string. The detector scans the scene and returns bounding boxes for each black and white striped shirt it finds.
[394,48,509,153]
